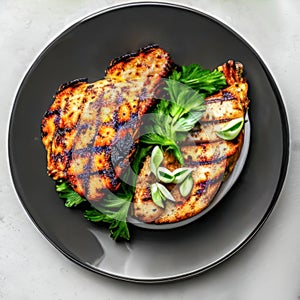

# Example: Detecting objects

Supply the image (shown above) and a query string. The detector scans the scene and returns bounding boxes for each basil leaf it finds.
[216,117,244,140]
[150,183,164,208]
[157,167,175,183]
[173,167,194,184]
[150,146,164,175]
[156,183,176,202]
[179,175,194,197]
[173,109,205,132]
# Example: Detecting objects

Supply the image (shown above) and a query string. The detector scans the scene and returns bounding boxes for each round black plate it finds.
[8,2,289,282]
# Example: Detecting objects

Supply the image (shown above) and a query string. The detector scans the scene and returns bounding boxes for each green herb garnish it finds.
[150,182,176,208]
[157,167,175,183]
[150,183,164,208]
[150,145,164,176]
[56,180,86,207]
[216,117,244,140]
[179,175,194,197]
[170,64,227,95]
[141,64,227,164]
[56,180,132,241]
[84,188,132,241]
[149,147,195,203]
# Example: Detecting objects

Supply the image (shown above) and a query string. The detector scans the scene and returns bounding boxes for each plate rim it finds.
[8,1,290,283]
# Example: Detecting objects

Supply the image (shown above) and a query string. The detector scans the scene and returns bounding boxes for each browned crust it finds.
[41,46,173,201]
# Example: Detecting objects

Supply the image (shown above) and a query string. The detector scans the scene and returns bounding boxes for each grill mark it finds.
[48,109,66,174]
[222,91,235,100]
[194,175,223,195]
[63,93,97,174]
[191,118,235,131]
[67,145,110,158]
[67,79,159,195]
[114,112,139,131]
[41,110,61,140]
[198,117,234,125]
[76,123,89,132]
[76,169,113,179]
[48,88,88,175]
[181,139,221,146]
[184,155,228,166]
[205,92,235,104]
[80,94,106,198]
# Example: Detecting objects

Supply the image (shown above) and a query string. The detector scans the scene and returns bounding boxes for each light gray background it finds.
[1,0,299,299]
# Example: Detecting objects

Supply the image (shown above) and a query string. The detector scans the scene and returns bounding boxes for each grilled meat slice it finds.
[133,60,249,223]
[41,45,173,200]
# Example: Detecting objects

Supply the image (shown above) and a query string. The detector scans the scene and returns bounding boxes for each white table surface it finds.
[1,0,299,299]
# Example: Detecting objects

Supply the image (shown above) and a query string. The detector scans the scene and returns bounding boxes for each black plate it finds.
[8,2,289,282]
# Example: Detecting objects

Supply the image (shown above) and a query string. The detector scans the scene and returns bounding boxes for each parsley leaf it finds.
[56,180,86,207]
[84,189,132,241]
[170,64,227,95]
[56,180,132,241]
[140,64,227,164]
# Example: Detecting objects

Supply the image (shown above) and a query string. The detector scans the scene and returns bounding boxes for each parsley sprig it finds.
[170,64,227,95]
[55,181,132,241]
[56,180,86,207]
[141,64,227,164]
[84,188,132,241]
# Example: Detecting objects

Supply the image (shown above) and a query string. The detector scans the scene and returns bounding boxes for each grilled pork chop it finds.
[41,45,172,201]
[133,60,249,223]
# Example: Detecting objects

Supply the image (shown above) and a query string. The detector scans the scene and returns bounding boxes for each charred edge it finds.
[233,61,244,78]
[42,108,61,119]
[221,60,244,85]
[76,167,119,187]
[40,108,62,138]
[51,150,73,165]
[56,78,88,95]
[106,44,161,70]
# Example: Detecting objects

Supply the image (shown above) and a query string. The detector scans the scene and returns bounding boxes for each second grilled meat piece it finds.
[133,60,249,223]
[41,45,173,201]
